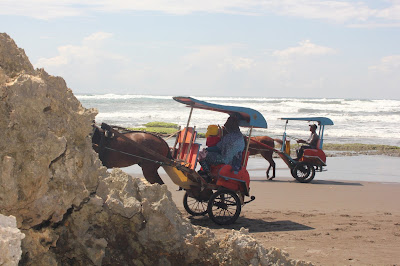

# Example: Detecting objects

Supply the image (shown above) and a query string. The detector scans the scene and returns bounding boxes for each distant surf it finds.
[77,94,400,146]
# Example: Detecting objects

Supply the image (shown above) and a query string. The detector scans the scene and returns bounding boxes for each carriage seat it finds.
[302,138,326,166]
[217,165,250,195]
[173,127,201,170]
[209,149,249,174]
[316,139,321,150]
[206,149,250,194]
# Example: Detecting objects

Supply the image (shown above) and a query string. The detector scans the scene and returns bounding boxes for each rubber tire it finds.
[207,190,241,225]
[292,162,316,183]
[183,192,208,216]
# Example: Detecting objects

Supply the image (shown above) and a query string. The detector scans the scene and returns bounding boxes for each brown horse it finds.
[248,136,282,180]
[91,123,172,185]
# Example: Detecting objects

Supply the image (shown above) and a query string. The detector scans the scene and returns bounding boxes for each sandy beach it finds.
[127,155,400,265]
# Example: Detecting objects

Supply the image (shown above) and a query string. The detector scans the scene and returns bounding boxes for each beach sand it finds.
[127,155,400,265]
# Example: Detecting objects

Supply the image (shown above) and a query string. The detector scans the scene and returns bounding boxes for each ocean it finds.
[77,94,400,147]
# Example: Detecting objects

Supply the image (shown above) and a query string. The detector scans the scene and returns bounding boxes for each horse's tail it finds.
[165,141,173,159]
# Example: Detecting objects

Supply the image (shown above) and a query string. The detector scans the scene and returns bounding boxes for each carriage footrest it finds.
[244,196,255,204]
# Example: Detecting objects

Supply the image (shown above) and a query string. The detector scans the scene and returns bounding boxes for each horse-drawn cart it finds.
[163,96,268,225]
[248,117,334,183]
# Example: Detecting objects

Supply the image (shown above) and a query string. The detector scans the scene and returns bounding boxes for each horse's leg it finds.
[141,163,164,185]
[262,151,276,180]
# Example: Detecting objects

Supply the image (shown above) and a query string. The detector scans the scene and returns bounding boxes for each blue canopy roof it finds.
[174,96,268,128]
[280,117,334,126]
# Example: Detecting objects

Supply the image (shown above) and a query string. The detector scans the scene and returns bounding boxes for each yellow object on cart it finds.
[285,140,290,155]
[162,165,197,189]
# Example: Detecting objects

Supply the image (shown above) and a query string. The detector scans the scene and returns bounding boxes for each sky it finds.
[1,0,400,100]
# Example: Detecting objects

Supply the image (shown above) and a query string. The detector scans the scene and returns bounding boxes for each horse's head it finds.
[91,125,103,146]
[91,123,115,151]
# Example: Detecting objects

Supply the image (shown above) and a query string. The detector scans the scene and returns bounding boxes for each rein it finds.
[102,146,166,166]
[249,147,273,152]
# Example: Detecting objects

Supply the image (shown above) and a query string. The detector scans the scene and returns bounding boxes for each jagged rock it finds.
[54,169,196,265]
[0,214,25,265]
[0,33,105,230]
[0,33,34,79]
[0,32,106,263]
[0,33,314,266]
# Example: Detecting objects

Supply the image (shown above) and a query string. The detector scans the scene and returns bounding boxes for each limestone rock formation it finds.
[0,32,106,263]
[0,33,313,265]
[0,33,103,230]
[0,214,25,265]
[0,34,34,79]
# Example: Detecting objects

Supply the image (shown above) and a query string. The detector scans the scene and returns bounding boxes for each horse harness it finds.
[93,123,170,166]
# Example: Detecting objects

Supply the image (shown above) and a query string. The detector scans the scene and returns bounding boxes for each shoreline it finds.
[255,143,400,157]
[124,153,400,184]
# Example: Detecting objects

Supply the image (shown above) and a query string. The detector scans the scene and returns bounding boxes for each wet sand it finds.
[127,155,400,265]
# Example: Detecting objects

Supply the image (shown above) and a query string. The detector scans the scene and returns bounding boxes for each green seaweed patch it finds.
[286,143,400,157]
[143,121,179,129]
[322,143,400,157]
[126,121,180,135]
[323,143,400,151]
[127,127,178,135]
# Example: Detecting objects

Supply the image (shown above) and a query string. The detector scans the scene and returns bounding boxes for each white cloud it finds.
[376,0,400,20]
[83,32,113,42]
[94,0,253,15]
[33,32,130,92]
[369,55,400,72]
[0,0,86,20]
[35,32,124,68]
[2,0,400,27]
[219,57,254,70]
[268,0,374,23]
[272,40,336,58]
[348,22,400,28]
[181,45,254,72]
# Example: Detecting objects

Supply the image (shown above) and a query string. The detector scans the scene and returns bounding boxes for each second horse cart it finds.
[249,117,334,183]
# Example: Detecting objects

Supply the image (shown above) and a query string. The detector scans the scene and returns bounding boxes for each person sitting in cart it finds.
[198,124,221,160]
[205,124,221,147]
[295,124,319,160]
[199,115,245,175]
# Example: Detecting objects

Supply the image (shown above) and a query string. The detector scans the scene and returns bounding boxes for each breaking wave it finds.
[77,94,400,146]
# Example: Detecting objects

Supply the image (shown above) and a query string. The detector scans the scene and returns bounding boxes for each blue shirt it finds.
[216,131,245,164]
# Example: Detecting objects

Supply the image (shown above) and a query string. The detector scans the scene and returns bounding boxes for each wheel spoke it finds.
[183,192,208,216]
[292,162,316,183]
[208,190,241,225]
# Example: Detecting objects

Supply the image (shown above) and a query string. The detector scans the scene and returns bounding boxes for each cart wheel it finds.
[207,190,241,225]
[183,192,208,216]
[292,162,315,183]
